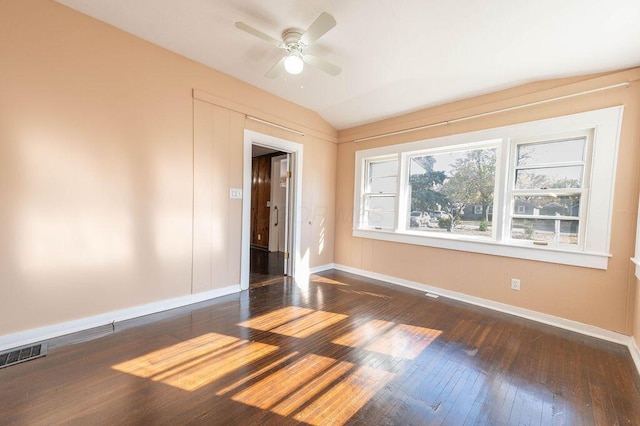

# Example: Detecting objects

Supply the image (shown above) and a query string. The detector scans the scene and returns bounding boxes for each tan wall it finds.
[0,0,337,336]
[335,69,640,334]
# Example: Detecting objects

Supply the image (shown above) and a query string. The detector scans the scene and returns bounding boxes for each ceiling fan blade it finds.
[299,12,336,46]
[265,57,285,79]
[235,22,282,46]
[302,54,341,76]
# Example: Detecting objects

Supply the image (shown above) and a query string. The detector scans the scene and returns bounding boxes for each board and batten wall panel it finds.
[335,69,640,335]
[193,100,244,293]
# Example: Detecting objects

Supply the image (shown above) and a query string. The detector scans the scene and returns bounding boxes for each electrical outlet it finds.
[511,278,521,291]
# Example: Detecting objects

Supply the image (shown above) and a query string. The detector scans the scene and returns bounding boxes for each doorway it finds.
[241,130,303,291]
[249,148,287,287]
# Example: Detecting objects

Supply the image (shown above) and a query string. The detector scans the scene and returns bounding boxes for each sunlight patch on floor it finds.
[238,306,348,338]
[333,320,442,360]
[337,287,392,299]
[311,276,350,286]
[111,332,278,391]
[294,365,394,425]
[232,354,394,425]
[215,351,299,396]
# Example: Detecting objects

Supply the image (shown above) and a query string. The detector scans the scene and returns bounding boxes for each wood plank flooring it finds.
[249,247,285,288]
[1,270,639,425]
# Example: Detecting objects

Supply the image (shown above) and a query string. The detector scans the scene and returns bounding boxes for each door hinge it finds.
[284,252,290,260]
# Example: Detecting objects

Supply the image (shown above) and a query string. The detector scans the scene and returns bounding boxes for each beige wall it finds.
[0,0,337,336]
[335,68,640,335]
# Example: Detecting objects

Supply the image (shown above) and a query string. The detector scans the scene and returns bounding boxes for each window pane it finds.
[511,218,579,245]
[366,196,395,211]
[517,138,585,166]
[369,160,397,177]
[368,160,398,193]
[513,195,580,217]
[365,211,394,229]
[515,166,583,189]
[369,176,397,193]
[407,147,496,239]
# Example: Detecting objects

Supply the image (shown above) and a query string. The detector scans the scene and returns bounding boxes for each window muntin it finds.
[362,157,398,230]
[368,160,398,193]
[405,146,497,239]
[508,136,588,248]
[511,218,579,245]
[515,166,583,189]
[516,138,585,166]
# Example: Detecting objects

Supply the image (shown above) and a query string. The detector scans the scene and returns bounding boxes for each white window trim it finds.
[353,106,624,270]
[361,155,399,231]
[506,130,591,250]
[633,198,640,279]
[398,140,500,235]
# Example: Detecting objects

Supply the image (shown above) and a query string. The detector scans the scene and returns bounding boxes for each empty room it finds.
[2,0,640,424]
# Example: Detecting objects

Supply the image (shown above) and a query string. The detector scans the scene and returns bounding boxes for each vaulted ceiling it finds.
[55,0,640,130]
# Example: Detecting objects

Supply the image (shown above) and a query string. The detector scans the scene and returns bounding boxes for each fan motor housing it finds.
[282,29,304,49]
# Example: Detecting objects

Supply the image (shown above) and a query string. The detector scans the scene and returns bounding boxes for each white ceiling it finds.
[55,0,640,130]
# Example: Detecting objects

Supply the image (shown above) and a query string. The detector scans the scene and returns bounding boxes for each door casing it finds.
[241,130,303,290]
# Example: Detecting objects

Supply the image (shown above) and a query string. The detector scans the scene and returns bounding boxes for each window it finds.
[509,135,589,248]
[361,157,398,230]
[405,145,497,238]
[353,107,623,269]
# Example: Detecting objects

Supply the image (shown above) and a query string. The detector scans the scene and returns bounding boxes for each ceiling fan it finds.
[235,12,341,78]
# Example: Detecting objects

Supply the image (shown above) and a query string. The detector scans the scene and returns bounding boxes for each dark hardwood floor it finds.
[1,270,640,425]
[249,247,286,288]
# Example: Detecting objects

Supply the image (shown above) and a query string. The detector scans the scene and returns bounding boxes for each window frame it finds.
[398,140,502,240]
[360,155,399,231]
[505,130,593,250]
[353,106,624,270]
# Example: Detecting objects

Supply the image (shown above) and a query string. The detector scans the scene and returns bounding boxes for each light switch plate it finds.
[230,188,242,199]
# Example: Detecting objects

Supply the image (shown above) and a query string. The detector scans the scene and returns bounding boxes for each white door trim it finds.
[241,130,303,290]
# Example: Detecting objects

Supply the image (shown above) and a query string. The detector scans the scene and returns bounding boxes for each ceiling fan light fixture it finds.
[284,53,304,75]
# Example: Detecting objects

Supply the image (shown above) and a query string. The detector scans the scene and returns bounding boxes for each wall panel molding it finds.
[193,89,337,143]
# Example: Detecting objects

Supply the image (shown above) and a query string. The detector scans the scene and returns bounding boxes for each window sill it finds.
[353,228,610,269]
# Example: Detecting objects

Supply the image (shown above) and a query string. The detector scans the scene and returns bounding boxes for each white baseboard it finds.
[309,263,335,274]
[332,264,640,375]
[0,285,241,352]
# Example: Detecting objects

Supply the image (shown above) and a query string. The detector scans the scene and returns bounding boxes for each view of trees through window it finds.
[408,147,497,238]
